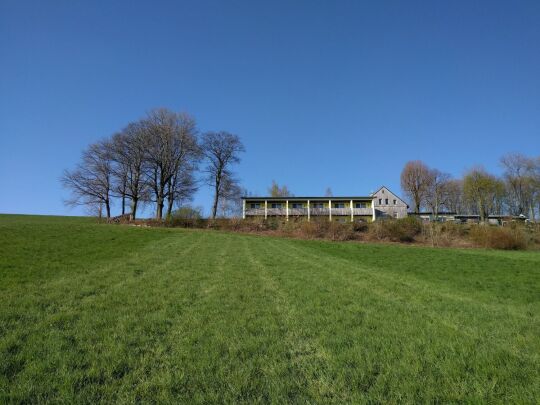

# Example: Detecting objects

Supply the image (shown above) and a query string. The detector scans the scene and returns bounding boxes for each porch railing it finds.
[353,208,372,216]
[245,207,372,217]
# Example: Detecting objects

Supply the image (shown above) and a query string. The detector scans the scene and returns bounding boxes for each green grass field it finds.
[1,215,539,403]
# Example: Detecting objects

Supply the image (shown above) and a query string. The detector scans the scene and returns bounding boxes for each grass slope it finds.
[1,214,539,403]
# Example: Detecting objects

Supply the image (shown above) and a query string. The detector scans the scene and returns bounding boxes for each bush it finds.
[326,222,356,241]
[469,225,528,250]
[368,217,422,242]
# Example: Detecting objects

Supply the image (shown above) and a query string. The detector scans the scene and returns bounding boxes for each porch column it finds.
[372,199,376,222]
[329,199,332,221]
[286,200,289,221]
[350,199,354,222]
[242,200,246,219]
[265,200,268,220]
[307,200,310,222]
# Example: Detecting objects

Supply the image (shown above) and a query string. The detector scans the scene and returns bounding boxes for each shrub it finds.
[326,222,356,241]
[469,225,528,250]
[368,217,422,242]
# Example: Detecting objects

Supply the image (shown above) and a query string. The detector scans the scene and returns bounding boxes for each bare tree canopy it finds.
[110,122,149,219]
[444,179,464,214]
[500,153,536,217]
[201,131,245,219]
[463,167,505,222]
[268,180,292,197]
[424,169,452,218]
[400,160,431,213]
[62,139,114,218]
[217,178,244,218]
[142,109,200,219]
[324,187,333,197]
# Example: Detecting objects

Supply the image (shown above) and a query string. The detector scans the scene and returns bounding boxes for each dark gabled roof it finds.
[241,196,375,201]
[371,185,409,208]
[409,212,457,216]
[454,214,528,219]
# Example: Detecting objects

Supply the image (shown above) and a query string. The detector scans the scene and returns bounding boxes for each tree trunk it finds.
[166,196,174,219]
[105,200,111,218]
[156,199,163,220]
[211,180,220,219]
[121,193,126,215]
[131,199,138,220]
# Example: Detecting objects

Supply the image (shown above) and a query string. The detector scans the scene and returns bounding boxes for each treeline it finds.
[400,154,540,221]
[62,108,245,220]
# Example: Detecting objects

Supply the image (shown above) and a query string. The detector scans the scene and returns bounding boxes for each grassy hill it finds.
[1,214,539,403]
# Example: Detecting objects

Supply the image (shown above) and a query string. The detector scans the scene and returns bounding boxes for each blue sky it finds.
[1,0,539,216]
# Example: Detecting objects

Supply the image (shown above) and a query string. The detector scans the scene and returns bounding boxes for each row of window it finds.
[249,202,369,209]
[378,198,397,205]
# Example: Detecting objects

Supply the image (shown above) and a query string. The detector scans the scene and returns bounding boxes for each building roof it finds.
[241,196,375,201]
[371,185,409,207]
[409,212,457,216]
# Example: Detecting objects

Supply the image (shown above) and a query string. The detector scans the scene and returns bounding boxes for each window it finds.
[385,198,389,205]
[291,203,303,209]
[355,202,366,208]
[393,199,397,205]
[379,199,382,205]
[313,203,324,208]
[393,212,399,218]
[250,203,260,209]
[334,203,345,208]
[271,203,282,209]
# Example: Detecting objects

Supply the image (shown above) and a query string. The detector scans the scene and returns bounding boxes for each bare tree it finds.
[201,131,245,219]
[324,187,333,197]
[268,180,292,197]
[143,109,200,220]
[444,179,464,213]
[110,122,149,220]
[217,179,244,218]
[500,153,535,216]
[463,167,505,222]
[400,160,431,213]
[166,163,199,218]
[164,113,200,218]
[533,156,540,221]
[62,139,114,218]
[424,169,451,218]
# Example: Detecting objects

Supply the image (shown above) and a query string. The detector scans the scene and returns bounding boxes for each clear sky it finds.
[1,0,539,216]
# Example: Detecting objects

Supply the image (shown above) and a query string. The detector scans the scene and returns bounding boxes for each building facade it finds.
[242,196,375,222]
[371,186,409,219]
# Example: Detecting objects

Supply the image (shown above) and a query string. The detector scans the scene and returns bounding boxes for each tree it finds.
[201,131,245,219]
[444,179,464,213]
[500,153,535,216]
[268,180,292,197]
[143,109,200,220]
[110,122,149,219]
[62,139,114,218]
[163,113,200,218]
[532,156,540,221]
[217,179,244,218]
[424,169,451,218]
[400,160,431,213]
[324,187,333,197]
[463,167,505,222]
